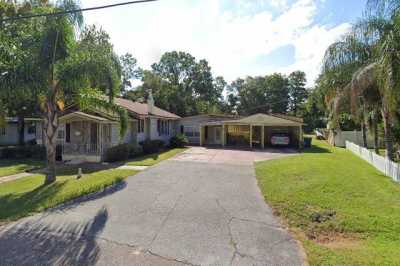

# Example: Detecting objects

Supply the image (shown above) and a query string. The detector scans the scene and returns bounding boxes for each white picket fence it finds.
[346,141,400,183]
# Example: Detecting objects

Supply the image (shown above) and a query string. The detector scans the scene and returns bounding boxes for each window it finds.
[66,123,71,143]
[57,130,65,140]
[138,119,145,133]
[158,119,170,136]
[180,125,184,134]
[0,127,6,136]
[184,126,198,138]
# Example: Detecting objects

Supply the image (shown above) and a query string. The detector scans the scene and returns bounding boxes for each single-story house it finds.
[182,113,304,149]
[1,97,305,162]
[35,97,180,163]
[0,117,41,146]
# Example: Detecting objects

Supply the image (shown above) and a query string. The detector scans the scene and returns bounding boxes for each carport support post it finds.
[222,125,226,147]
[261,125,265,149]
[299,125,303,149]
[200,126,203,146]
[250,125,253,148]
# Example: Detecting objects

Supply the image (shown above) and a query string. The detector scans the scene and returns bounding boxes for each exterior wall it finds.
[0,123,18,145]
[148,117,176,144]
[0,122,38,146]
[204,126,222,145]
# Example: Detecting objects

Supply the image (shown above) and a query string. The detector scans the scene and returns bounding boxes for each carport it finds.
[199,113,304,149]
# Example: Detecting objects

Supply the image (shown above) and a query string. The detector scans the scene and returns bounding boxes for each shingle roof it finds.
[114,98,180,119]
[203,113,304,126]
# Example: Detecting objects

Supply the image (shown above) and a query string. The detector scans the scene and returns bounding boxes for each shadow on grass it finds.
[0,181,68,221]
[33,162,126,176]
[0,207,108,265]
[0,179,127,221]
[50,180,127,213]
[0,160,44,175]
[302,143,332,154]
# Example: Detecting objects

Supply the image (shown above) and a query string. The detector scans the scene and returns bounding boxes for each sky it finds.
[81,0,367,86]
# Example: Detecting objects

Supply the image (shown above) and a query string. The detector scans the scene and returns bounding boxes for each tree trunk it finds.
[374,121,379,155]
[43,85,59,185]
[361,121,368,148]
[17,114,25,146]
[382,108,394,160]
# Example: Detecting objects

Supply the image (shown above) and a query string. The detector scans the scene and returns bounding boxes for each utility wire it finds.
[0,0,159,22]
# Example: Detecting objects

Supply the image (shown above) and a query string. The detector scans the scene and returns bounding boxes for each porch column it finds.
[200,126,204,146]
[97,123,103,155]
[222,124,226,147]
[249,124,253,148]
[97,123,101,155]
[261,125,265,149]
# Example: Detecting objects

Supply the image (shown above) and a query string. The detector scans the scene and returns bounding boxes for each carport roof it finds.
[202,113,304,126]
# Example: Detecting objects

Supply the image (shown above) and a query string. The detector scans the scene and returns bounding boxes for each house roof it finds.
[203,113,304,126]
[180,114,239,120]
[114,98,180,119]
[59,111,111,123]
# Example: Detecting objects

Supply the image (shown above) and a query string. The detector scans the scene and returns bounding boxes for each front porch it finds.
[58,111,118,163]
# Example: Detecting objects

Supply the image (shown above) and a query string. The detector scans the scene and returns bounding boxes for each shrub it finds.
[0,145,45,159]
[169,134,189,148]
[140,140,165,154]
[127,144,143,158]
[105,144,130,163]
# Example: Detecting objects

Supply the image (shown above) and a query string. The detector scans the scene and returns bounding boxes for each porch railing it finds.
[61,143,112,156]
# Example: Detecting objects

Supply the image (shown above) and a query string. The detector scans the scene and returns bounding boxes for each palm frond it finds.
[77,88,128,139]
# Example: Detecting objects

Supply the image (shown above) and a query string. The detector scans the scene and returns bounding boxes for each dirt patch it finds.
[315,232,361,249]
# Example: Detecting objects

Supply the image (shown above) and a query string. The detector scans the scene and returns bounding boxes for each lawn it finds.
[0,159,44,177]
[0,165,137,223]
[256,139,400,265]
[126,148,187,166]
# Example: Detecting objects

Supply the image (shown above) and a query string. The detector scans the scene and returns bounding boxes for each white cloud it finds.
[81,0,350,86]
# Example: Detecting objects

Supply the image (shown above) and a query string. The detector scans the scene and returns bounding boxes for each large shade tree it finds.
[0,1,46,144]
[128,51,224,116]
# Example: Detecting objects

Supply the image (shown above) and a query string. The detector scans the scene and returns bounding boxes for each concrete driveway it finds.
[0,148,302,266]
[171,146,297,165]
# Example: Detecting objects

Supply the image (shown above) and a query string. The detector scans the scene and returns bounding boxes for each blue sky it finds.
[81,0,367,86]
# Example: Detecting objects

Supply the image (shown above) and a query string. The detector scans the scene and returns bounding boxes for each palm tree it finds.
[321,32,372,145]
[322,1,400,160]
[37,1,127,184]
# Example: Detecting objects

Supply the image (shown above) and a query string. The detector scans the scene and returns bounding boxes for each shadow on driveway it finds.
[0,207,108,266]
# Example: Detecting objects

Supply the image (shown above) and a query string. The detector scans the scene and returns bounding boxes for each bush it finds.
[169,134,189,148]
[127,144,142,158]
[105,144,130,163]
[0,145,45,160]
[139,140,165,154]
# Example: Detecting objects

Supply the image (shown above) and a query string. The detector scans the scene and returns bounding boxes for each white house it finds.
[35,97,180,163]
[0,118,41,146]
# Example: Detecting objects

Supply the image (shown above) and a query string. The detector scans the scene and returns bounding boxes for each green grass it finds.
[255,139,400,265]
[0,165,137,223]
[0,159,44,177]
[126,148,187,166]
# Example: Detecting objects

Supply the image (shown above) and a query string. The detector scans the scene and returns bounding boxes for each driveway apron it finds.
[0,148,302,266]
